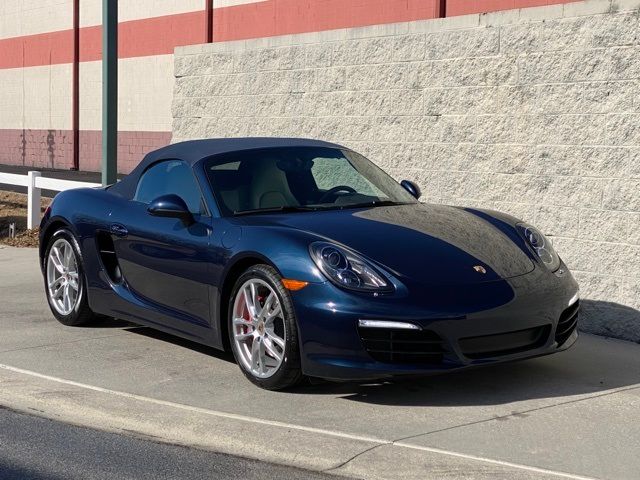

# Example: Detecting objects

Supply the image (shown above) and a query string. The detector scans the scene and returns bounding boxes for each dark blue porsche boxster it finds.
[39,138,580,390]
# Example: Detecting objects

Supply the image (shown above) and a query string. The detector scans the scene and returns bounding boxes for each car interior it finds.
[206,147,387,215]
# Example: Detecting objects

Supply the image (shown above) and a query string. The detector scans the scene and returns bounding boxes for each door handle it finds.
[110,224,128,237]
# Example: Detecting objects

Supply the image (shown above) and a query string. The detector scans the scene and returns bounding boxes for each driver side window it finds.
[134,160,203,215]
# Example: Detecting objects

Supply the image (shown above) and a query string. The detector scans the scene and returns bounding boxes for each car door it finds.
[110,159,213,333]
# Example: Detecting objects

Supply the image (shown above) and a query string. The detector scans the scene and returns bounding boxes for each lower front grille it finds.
[358,327,446,364]
[556,300,579,346]
[459,325,551,360]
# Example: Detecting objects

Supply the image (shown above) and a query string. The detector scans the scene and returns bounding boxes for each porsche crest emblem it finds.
[473,265,487,274]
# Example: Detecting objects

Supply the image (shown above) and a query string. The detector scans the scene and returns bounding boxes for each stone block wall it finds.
[173,0,640,341]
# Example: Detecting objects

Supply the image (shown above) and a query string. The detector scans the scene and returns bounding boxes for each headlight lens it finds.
[517,223,561,272]
[310,242,393,292]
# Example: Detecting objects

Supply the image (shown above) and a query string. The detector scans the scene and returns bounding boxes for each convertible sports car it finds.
[39,138,580,390]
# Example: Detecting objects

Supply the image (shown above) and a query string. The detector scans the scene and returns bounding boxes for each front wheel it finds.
[228,265,303,390]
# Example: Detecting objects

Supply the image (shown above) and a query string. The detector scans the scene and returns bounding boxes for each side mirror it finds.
[147,194,193,223]
[400,180,421,199]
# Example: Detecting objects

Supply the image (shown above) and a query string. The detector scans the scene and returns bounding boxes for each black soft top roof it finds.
[109,137,344,199]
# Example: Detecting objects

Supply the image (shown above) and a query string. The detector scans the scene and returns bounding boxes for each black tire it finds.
[43,228,97,327]
[228,265,304,390]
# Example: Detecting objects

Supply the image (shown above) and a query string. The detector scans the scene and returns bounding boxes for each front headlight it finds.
[309,242,393,293]
[517,223,561,272]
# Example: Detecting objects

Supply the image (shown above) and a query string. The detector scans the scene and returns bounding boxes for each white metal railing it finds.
[0,171,101,229]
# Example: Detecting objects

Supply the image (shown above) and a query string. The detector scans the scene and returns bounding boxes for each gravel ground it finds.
[0,191,49,248]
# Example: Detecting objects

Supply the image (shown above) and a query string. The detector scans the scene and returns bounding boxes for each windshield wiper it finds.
[337,200,413,209]
[233,206,321,216]
[234,201,411,216]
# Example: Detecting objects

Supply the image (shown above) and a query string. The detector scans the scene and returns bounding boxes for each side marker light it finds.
[282,279,309,291]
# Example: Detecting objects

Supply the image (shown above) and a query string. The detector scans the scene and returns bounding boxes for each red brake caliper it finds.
[242,292,251,335]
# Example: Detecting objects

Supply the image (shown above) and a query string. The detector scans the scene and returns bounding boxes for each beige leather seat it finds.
[250,158,299,209]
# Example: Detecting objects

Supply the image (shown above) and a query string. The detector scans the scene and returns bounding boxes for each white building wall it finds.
[0,64,72,131]
[79,0,205,27]
[79,56,175,132]
[0,0,72,39]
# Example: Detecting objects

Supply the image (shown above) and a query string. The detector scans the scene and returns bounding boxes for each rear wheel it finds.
[228,265,303,390]
[44,229,97,326]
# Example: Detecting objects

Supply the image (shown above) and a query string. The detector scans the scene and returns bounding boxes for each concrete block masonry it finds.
[172,0,640,342]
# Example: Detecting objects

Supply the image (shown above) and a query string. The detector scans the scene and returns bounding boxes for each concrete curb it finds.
[0,364,601,480]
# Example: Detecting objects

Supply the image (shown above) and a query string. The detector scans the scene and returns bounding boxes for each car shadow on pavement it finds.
[91,317,135,328]
[294,350,640,407]
[295,352,639,407]
[127,326,236,364]
[91,316,235,362]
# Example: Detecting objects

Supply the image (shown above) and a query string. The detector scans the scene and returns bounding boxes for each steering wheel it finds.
[318,185,357,203]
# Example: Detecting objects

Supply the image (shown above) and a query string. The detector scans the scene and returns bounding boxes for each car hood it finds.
[242,203,535,285]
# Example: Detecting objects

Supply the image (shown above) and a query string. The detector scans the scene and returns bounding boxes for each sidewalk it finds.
[1,245,639,480]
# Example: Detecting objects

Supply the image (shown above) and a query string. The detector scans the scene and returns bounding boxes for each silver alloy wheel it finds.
[232,279,286,379]
[46,238,81,316]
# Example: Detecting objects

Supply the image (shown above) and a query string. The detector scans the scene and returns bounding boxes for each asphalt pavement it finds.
[0,245,639,480]
[0,407,337,480]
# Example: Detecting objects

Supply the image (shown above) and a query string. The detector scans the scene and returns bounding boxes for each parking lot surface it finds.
[1,246,639,479]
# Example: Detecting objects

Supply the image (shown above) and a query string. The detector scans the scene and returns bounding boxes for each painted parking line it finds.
[0,363,386,445]
[0,362,601,480]
[394,443,599,480]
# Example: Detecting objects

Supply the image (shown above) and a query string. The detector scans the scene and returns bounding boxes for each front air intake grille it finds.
[358,327,446,364]
[459,325,551,360]
[556,300,579,346]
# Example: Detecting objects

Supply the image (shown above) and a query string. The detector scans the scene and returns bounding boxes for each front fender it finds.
[226,226,327,284]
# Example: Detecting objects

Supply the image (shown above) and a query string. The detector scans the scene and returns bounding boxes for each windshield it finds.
[204,147,417,216]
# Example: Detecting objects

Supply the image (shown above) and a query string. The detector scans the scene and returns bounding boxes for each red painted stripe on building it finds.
[0,11,206,69]
[0,30,75,69]
[446,0,580,17]
[212,0,582,42]
[213,0,442,42]
[0,0,584,69]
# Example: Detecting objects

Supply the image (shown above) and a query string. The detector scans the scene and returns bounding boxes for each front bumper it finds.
[292,262,579,380]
